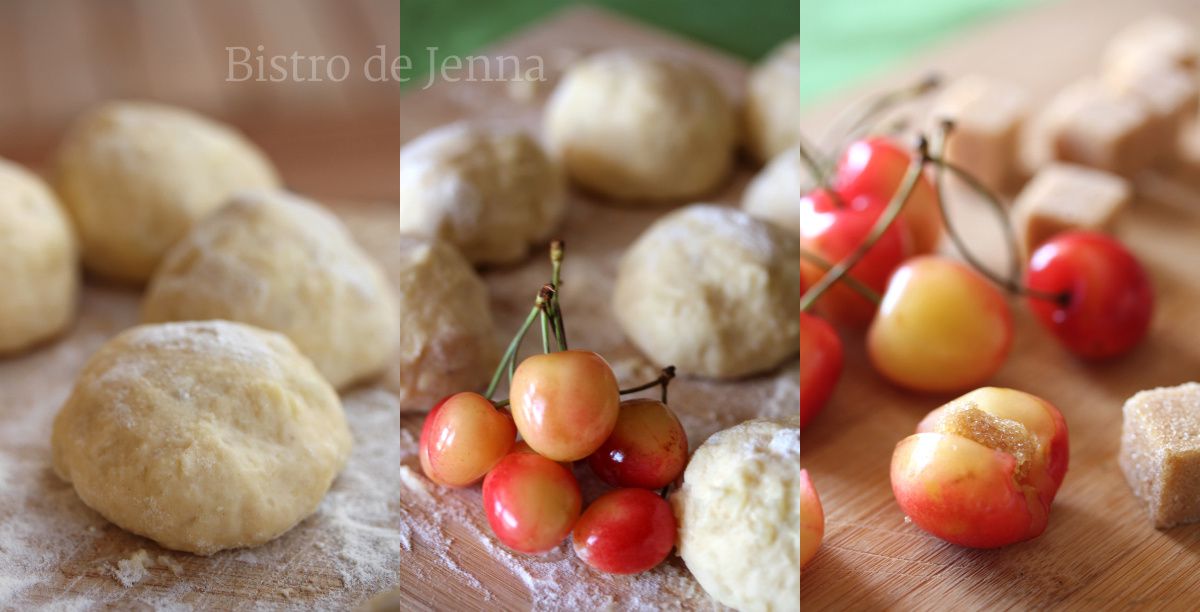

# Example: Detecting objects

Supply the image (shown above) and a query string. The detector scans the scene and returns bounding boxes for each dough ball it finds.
[142,190,399,390]
[613,205,800,378]
[55,101,280,283]
[544,50,737,202]
[51,320,352,555]
[0,158,79,354]
[672,419,800,612]
[742,146,801,235]
[384,236,498,411]
[400,123,566,266]
[745,38,800,163]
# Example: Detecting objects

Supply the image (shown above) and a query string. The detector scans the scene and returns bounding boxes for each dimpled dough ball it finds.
[613,205,800,378]
[742,146,801,235]
[51,321,353,555]
[672,419,800,612]
[399,123,566,266]
[385,236,498,411]
[746,38,800,163]
[55,101,280,283]
[544,51,737,202]
[142,190,399,389]
[0,159,79,354]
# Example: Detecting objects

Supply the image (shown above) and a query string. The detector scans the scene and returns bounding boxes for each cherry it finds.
[510,350,620,462]
[800,469,824,569]
[800,313,843,428]
[1024,231,1153,359]
[419,392,516,487]
[482,450,582,554]
[801,189,911,326]
[868,256,1013,393]
[587,398,688,489]
[572,488,676,574]
[834,136,943,254]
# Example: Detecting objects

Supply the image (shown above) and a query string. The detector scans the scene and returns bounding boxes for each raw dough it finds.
[55,101,280,283]
[745,38,800,163]
[399,123,566,266]
[742,146,801,235]
[142,190,399,389]
[544,50,737,202]
[672,419,800,612]
[0,158,78,354]
[613,205,800,378]
[51,320,353,555]
[383,236,498,411]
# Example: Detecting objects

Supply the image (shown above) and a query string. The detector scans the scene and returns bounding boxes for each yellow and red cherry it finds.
[572,488,677,574]
[801,189,911,326]
[800,469,824,569]
[419,392,516,487]
[800,312,843,428]
[482,450,582,554]
[868,256,1013,393]
[587,398,688,489]
[510,350,620,462]
[833,136,943,254]
[1024,231,1153,359]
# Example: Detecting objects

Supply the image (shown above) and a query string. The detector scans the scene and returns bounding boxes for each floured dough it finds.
[742,146,801,235]
[51,320,352,555]
[400,123,566,266]
[672,419,800,612]
[544,50,737,201]
[55,100,280,283]
[613,205,800,378]
[142,190,399,389]
[0,158,78,354]
[384,236,498,410]
[745,38,800,163]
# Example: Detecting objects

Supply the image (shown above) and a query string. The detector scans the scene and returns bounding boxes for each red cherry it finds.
[1024,231,1153,359]
[801,189,911,326]
[800,313,842,428]
[572,488,676,574]
[834,136,943,254]
[419,392,516,487]
[482,451,582,554]
[587,398,688,489]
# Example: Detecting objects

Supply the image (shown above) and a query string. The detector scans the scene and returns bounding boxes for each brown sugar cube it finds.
[1103,14,1198,78]
[1120,383,1200,529]
[931,75,1029,192]
[1011,163,1130,254]
[1104,61,1200,165]
[1049,80,1155,178]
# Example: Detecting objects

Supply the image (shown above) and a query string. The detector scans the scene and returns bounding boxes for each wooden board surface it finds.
[800,0,1200,609]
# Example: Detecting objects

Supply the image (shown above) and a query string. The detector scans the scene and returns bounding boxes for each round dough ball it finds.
[0,158,79,354]
[142,190,399,389]
[544,51,737,202]
[672,419,800,612]
[400,123,566,266]
[384,236,498,410]
[55,101,280,283]
[742,146,801,235]
[745,38,800,163]
[51,320,353,555]
[613,205,800,378]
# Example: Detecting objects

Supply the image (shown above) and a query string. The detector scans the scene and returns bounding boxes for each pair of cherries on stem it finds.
[419,242,685,574]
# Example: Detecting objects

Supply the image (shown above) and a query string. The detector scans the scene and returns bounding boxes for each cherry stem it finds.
[824,73,941,151]
[799,249,882,305]
[800,136,928,313]
[618,366,676,399]
[485,293,544,400]
[797,135,845,209]
[549,241,568,350]
[539,302,550,353]
[928,121,1069,306]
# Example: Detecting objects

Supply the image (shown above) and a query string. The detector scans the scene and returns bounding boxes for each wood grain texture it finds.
[801,0,1200,609]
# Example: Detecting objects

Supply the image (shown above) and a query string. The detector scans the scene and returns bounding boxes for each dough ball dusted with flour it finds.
[142,190,399,390]
[0,158,79,354]
[55,101,280,283]
[745,38,800,163]
[672,419,800,612]
[383,236,498,411]
[400,123,566,266]
[742,146,801,235]
[51,321,352,555]
[544,50,737,202]
[613,205,800,379]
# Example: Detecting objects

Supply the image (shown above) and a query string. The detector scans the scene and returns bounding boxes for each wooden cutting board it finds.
[800,0,1200,608]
